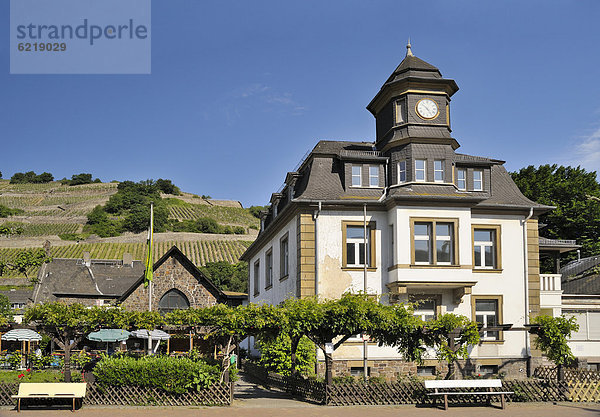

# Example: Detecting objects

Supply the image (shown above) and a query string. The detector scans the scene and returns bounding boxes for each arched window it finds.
[158,289,190,314]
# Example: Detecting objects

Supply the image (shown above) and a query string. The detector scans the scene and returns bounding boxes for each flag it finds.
[144,203,153,288]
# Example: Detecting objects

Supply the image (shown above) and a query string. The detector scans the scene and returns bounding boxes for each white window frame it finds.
[351,165,362,187]
[253,260,260,296]
[369,165,379,187]
[473,169,483,191]
[476,299,499,341]
[265,249,273,289]
[346,226,370,267]
[413,222,432,264]
[415,159,427,182]
[412,219,457,266]
[457,168,466,190]
[413,299,436,322]
[280,235,289,279]
[434,160,444,183]
[473,229,497,269]
[398,161,407,183]
[435,223,453,265]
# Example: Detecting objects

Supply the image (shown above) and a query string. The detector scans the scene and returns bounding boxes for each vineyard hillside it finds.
[0,239,252,279]
[0,179,259,280]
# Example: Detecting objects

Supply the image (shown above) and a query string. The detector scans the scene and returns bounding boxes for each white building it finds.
[241,44,551,379]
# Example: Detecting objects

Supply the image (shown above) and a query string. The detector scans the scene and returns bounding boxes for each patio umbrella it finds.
[87,329,131,353]
[1,329,42,368]
[130,329,170,340]
[87,329,131,342]
[1,329,42,341]
[131,329,170,354]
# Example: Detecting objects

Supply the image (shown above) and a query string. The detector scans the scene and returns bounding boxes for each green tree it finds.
[200,261,248,293]
[530,314,579,381]
[166,303,282,382]
[511,165,600,261]
[0,294,12,324]
[68,173,93,186]
[290,293,391,384]
[248,206,266,218]
[25,303,131,382]
[0,248,51,280]
[155,178,180,195]
[423,314,480,379]
[256,334,315,376]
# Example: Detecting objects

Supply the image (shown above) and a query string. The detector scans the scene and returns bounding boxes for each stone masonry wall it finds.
[317,358,530,381]
[121,256,218,311]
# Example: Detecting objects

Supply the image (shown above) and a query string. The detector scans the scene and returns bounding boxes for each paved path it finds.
[233,371,317,408]
[0,403,598,417]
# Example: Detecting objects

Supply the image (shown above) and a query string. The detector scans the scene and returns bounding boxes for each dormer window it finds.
[398,161,407,183]
[369,166,379,187]
[352,165,362,187]
[456,168,466,190]
[434,160,444,182]
[473,170,483,191]
[415,159,426,182]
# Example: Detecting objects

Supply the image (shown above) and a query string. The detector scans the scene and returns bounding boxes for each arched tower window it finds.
[158,289,190,314]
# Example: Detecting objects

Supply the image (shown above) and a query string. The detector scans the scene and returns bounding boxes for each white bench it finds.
[424,379,513,410]
[12,382,87,412]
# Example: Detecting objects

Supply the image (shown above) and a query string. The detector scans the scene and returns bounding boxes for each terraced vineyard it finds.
[168,203,259,227]
[0,222,81,236]
[0,240,252,279]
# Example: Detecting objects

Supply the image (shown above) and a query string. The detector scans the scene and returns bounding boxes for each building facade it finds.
[241,44,551,379]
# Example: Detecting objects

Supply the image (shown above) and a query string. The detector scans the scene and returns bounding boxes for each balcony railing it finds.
[540,274,562,292]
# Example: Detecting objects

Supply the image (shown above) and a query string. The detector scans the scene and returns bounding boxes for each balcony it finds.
[540,274,562,311]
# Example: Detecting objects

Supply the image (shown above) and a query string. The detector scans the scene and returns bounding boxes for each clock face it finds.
[416,99,439,120]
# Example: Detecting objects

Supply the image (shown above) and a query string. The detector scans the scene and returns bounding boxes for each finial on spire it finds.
[406,38,413,57]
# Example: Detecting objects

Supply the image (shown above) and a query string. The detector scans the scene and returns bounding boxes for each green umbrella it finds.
[87,329,131,342]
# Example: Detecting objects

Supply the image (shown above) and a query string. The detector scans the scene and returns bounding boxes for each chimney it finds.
[83,252,91,267]
[123,253,133,267]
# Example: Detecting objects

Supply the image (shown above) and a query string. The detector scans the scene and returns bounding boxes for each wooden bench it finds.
[12,382,87,412]
[424,379,513,410]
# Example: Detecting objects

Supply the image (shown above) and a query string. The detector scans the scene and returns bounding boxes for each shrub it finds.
[256,335,315,377]
[0,205,24,218]
[93,355,220,394]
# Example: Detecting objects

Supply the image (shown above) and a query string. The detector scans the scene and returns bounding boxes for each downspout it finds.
[363,203,368,381]
[523,207,534,375]
[313,201,321,298]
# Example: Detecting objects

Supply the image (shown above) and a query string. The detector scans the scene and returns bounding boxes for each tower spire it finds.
[406,38,413,57]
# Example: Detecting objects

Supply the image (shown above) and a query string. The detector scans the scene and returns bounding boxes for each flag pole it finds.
[148,203,153,311]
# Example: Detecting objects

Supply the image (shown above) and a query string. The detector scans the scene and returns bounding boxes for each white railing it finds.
[540,274,562,292]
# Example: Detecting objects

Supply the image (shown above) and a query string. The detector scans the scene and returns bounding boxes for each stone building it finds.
[241,44,554,380]
[32,245,245,311]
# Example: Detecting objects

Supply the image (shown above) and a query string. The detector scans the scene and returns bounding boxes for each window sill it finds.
[253,293,260,297]
[410,264,461,269]
[479,340,504,345]
[279,274,289,281]
[342,267,377,272]
[473,268,503,273]
[264,285,273,291]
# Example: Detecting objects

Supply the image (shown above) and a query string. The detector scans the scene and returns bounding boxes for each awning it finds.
[87,329,131,343]
[1,329,42,342]
[131,329,170,340]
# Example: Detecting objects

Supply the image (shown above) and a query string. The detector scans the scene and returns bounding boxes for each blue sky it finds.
[2,1,600,207]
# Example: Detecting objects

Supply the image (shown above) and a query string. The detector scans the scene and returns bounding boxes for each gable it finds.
[119,246,225,311]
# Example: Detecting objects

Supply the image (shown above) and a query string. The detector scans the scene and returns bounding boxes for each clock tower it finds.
[367,42,460,152]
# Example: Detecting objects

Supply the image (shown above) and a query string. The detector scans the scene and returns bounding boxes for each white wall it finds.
[248,219,298,305]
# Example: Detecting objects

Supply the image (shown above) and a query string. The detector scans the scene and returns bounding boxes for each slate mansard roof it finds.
[292,140,549,211]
